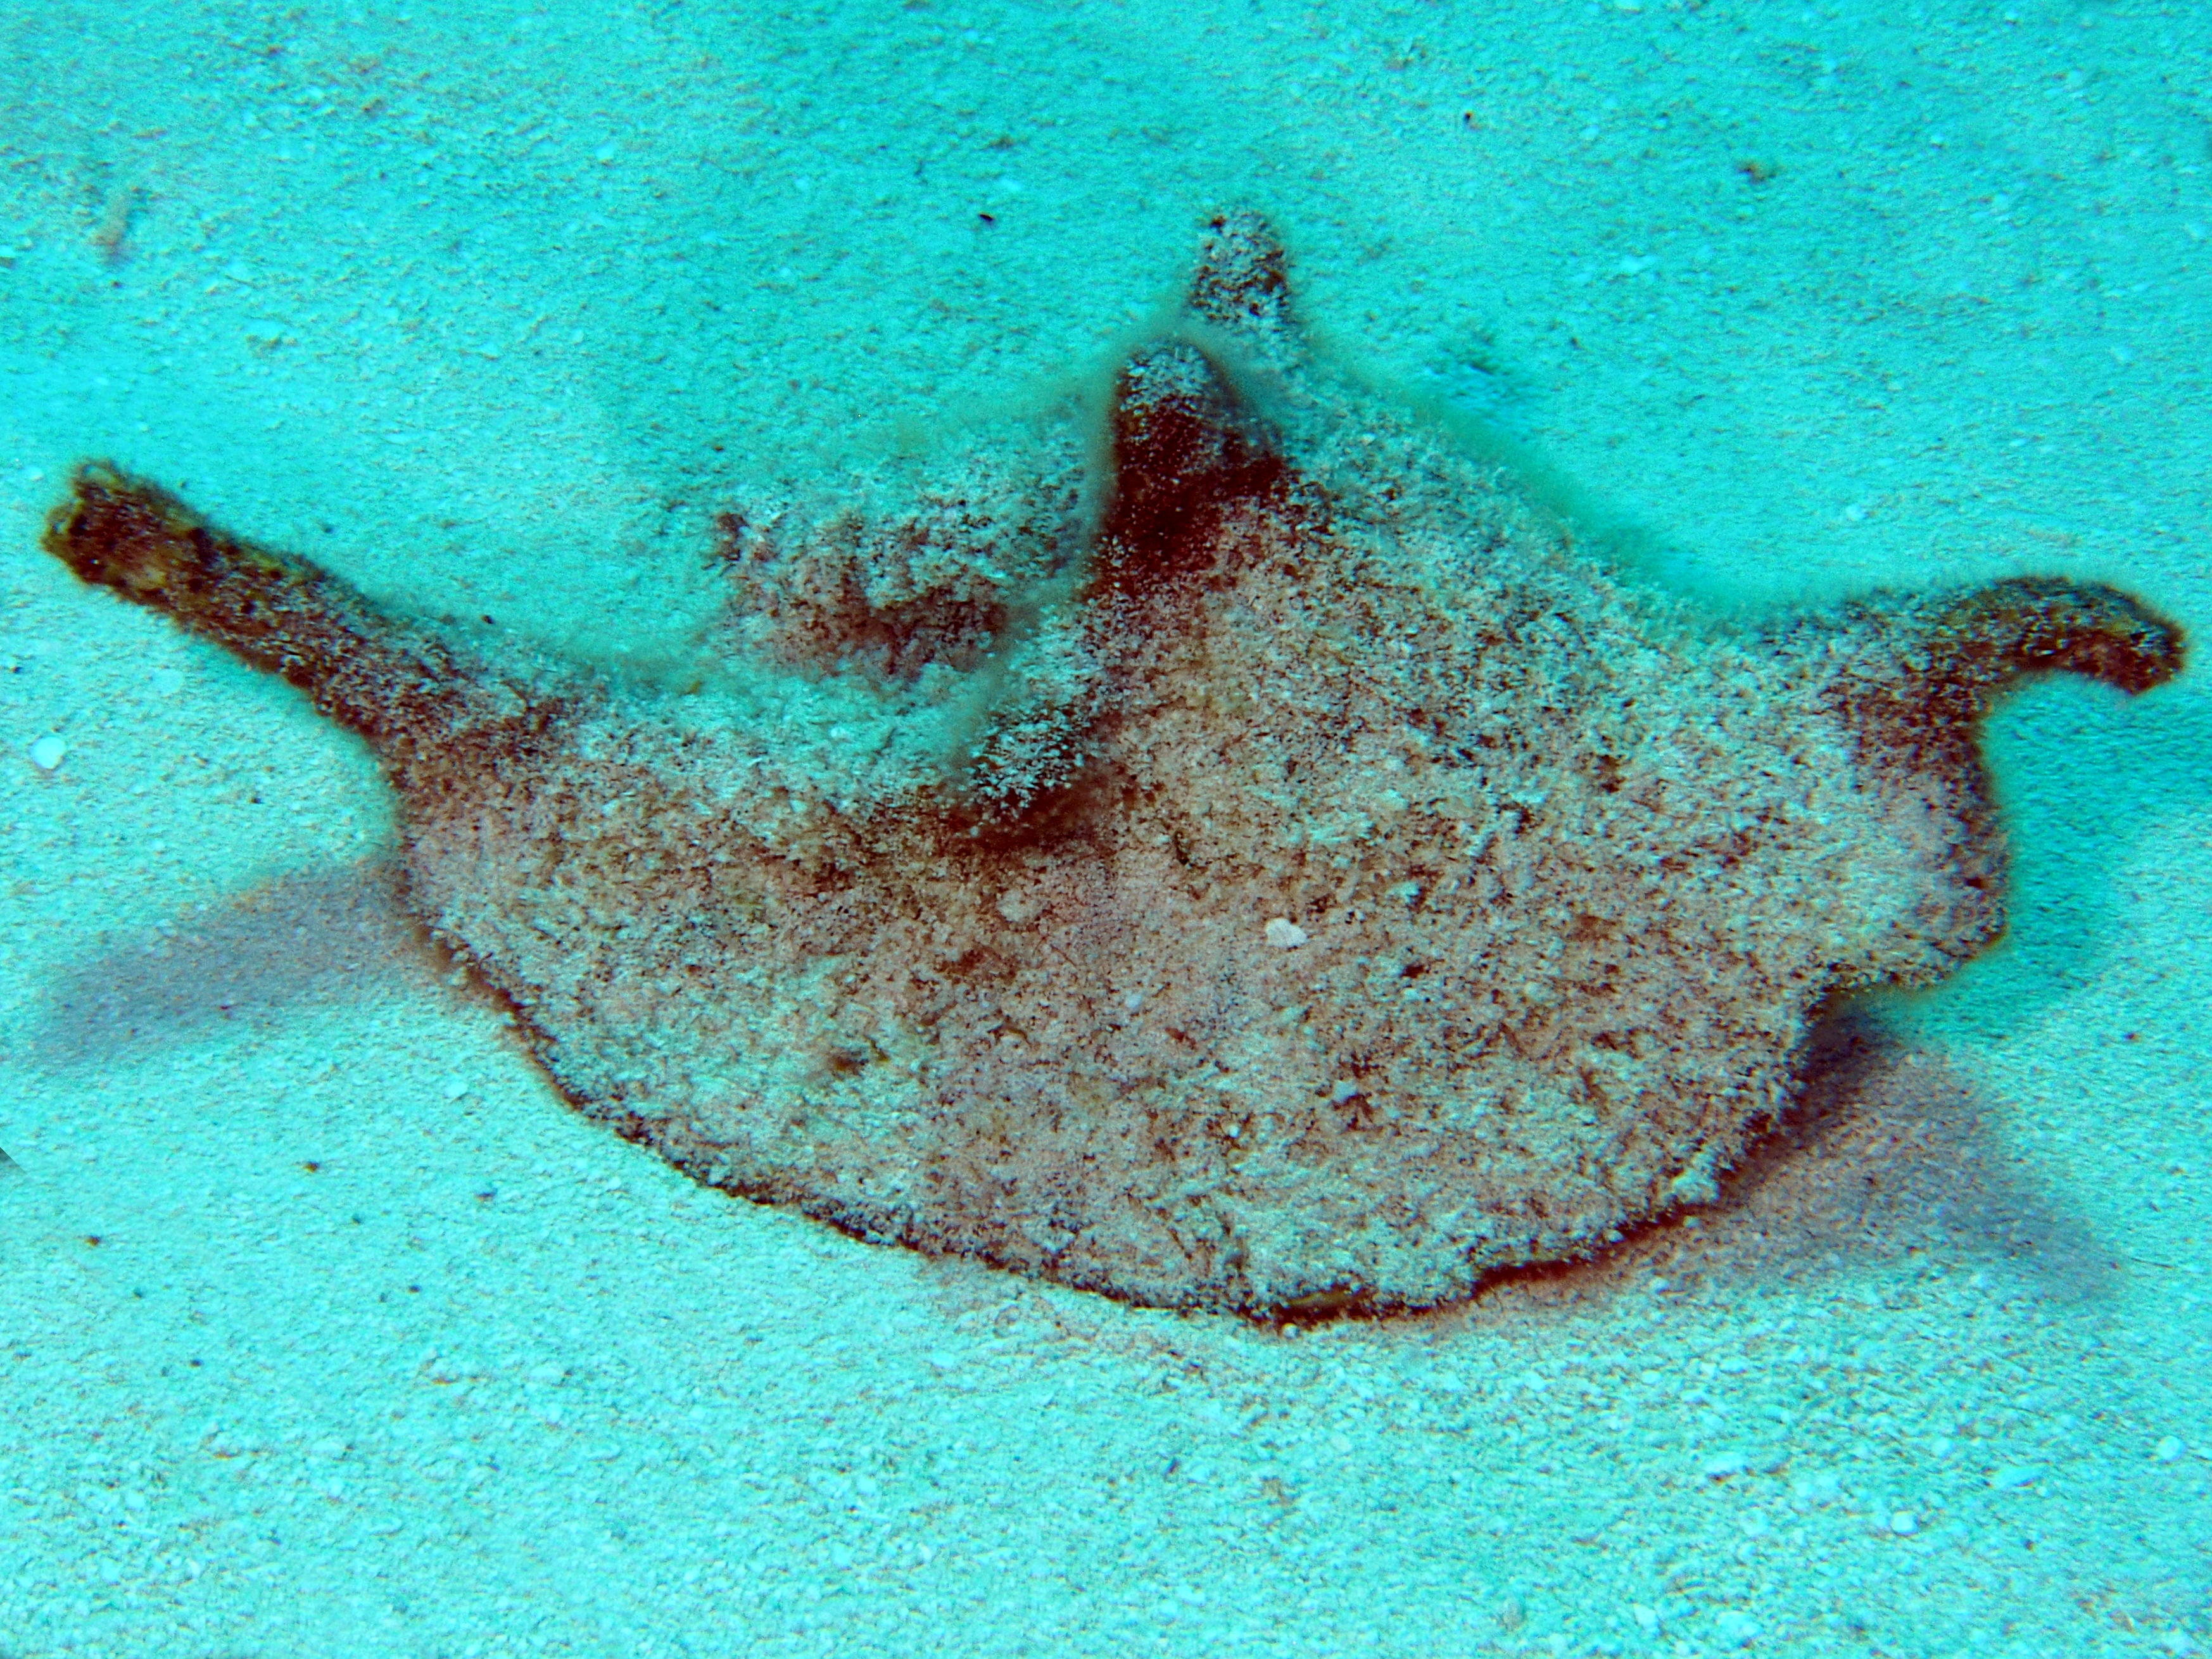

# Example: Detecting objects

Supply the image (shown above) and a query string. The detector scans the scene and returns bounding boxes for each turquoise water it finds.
[2,4,2206,1656]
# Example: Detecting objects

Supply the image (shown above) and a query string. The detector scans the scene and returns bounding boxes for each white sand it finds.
[2,3,2206,1655]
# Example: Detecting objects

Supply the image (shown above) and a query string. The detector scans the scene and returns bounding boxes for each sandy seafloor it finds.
[1,2,2208,1656]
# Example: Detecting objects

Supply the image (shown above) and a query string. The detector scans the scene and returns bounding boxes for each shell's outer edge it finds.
[1187,209,1296,339]
[40,460,548,760]
[37,217,2190,1320]
[1774,574,2189,997]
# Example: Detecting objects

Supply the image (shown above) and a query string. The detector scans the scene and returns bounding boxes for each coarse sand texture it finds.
[41,213,2185,1316]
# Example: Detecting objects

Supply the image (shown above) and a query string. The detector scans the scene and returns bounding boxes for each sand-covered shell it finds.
[46,213,2183,1315]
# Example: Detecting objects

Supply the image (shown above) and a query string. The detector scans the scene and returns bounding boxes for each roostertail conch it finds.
[45,212,2184,1316]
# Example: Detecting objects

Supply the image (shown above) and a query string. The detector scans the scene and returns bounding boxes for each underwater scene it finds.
[1,3,2206,1656]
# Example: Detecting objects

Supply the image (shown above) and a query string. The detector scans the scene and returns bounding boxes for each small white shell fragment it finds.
[27,734,67,770]
[1711,1611,1761,1648]
[1263,917,1307,949]
[440,1077,471,1101]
